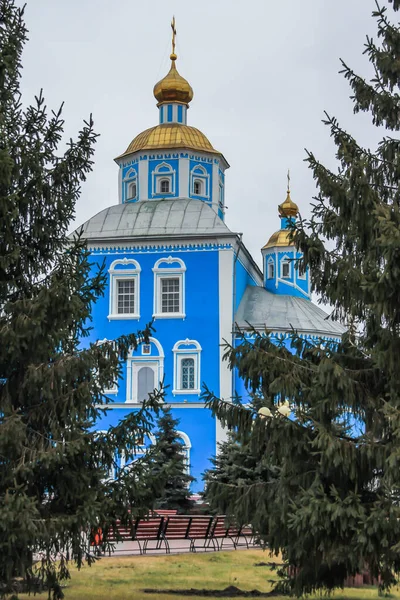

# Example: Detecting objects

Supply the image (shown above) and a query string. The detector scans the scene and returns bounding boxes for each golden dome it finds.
[278,189,299,218]
[262,229,295,250]
[116,123,221,159]
[153,56,194,106]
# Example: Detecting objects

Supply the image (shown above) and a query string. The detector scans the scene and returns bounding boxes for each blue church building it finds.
[73,35,345,490]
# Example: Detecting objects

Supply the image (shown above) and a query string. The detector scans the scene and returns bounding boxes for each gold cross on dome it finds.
[287,169,291,192]
[171,16,177,56]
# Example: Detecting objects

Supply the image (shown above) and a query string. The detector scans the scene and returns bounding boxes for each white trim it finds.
[217,248,233,446]
[126,337,164,404]
[153,256,186,319]
[152,162,176,197]
[267,256,274,280]
[172,339,202,395]
[190,164,210,199]
[139,159,148,201]
[108,258,141,320]
[176,430,191,475]
[280,255,291,279]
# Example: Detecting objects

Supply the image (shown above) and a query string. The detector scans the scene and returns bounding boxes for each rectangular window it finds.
[282,262,290,278]
[181,358,195,389]
[160,277,180,313]
[117,279,135,314]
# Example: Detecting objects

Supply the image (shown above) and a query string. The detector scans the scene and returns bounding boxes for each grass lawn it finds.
[18,550,400,600]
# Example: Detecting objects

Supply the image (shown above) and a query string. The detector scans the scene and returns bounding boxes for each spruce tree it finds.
[204,1,400,595]
[151,407,195,513]
[0,2,164,597]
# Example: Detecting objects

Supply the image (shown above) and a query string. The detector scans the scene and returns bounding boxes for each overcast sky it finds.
[20,0,389,267]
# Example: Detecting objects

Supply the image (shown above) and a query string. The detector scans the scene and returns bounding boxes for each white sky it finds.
[20,0,388,267]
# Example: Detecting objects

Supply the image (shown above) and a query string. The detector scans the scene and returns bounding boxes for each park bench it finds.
[161,515,214,553]
[211,516,254,550]
[91,514,255,555]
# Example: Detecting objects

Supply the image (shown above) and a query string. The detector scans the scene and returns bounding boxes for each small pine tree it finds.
[203,1,400,595]
[151,407,195,513]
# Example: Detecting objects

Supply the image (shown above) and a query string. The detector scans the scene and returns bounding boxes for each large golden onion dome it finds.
[116,123,221,159]
[153,55,194,106]
[262,229,294,250]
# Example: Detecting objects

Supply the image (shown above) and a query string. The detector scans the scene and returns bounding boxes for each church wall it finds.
[86,246,224,488]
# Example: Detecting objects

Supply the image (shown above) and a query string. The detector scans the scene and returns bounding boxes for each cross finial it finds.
[171,16,177,59]
[287,169,290,192]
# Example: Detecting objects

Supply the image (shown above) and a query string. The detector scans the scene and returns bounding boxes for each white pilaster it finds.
[139,159,149,201]
[118,165,122,204]
[179,155,189,198]
[216,248,234,447]
[212,161,219,211]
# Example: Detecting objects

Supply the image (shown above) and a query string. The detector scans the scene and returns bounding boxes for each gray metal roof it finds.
[72,199,232,241]
[235,286,346,338]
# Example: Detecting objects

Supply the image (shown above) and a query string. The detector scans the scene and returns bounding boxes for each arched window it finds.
[126,337,164,404]
[128,181,137,200]
[176,430,192,476]
[153,257,186,318]
[281,257,291,279]
[267,259,274,280]
[172,339,201,394]
[108,258,141,320]
[123,167,138,203]
[193,179,202,195]
[160,179,170,194]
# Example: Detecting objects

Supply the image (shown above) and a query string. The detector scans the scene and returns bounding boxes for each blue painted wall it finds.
[264,250,309,298]
[96,406,215,491]
[234,258,259,311]
[87,248,222,489]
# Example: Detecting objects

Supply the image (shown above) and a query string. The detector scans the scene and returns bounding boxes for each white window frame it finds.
[176,430,192,476]
[297,255,307,280]
[153,256,186,319]
[152,162,175,197]
[172,339,201,395]
[159,178,171,194]
[193,179,203,195]
[267,258,274,280]
[108,258,141,320]
[128,181,137,200]
[123,167,138,202]
[126,338,164,404]
[281,256,291,279]
[190,164,209,199]
[96,338,118,395]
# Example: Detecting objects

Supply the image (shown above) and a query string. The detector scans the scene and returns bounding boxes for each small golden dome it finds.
[116,123,221,159]
[278,189,299,218]
[153,56,194,106]
[262,229,294,250]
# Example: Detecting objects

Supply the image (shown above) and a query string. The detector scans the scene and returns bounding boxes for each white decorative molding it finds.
[172,339,202,395]
[152,257,186,319]
[108,259,141,320]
